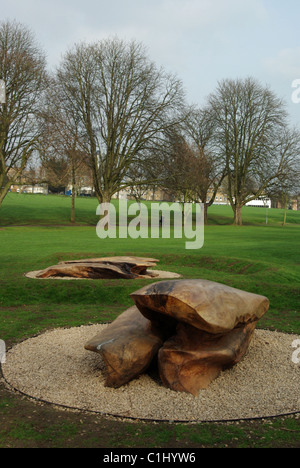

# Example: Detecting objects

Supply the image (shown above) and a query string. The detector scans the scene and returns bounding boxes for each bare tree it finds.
[159,131,193,203]
[0,20,47,206]
[126,163,153,203]
[159,107,227,223]
[183,107,227,223]
[56,37,185,204]
[208,77,296,225]
[39,79,88,222]
[266,127,300,225]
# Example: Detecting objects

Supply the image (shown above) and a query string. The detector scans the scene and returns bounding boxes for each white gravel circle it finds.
[2,324,300,422]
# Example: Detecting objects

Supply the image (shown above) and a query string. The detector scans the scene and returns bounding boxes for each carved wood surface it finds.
[84,306,167,388]
[158,321,257,395]
[131,279,269,334]
[85,279,269,394]
[36,256,160,279]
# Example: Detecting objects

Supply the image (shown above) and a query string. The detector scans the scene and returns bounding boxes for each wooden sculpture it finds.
[85,279,269,395]
[36,256,160,279]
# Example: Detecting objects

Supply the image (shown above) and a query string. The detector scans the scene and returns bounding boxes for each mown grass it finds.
[0,218,299,340]
[0,193,299,448]
[1,192,299,227]
[0,193,99,226]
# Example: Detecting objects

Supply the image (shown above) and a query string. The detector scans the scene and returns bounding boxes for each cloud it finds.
[2,0,268,72]
[150,0,267,30]
[74,0,267,45]
[64,0,268,76]
[264,47,300,80]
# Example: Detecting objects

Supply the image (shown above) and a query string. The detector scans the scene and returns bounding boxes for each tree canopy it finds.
[0,21,299,226]
[56,37,186,203]
[207,77,299,225]
[0,20,47,206]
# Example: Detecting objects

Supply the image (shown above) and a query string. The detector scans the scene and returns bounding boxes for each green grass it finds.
[0,193,99,226]
[0,222,298,340]
[1,192,299,227]
[0,193,299,448]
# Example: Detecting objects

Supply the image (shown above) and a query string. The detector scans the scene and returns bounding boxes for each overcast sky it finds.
[2,0,300,125]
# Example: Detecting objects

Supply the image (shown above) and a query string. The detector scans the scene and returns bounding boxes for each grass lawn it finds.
[0,193,299,448]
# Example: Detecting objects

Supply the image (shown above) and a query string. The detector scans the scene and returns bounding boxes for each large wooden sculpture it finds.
[85,279,269,395]
[35,256,160,279]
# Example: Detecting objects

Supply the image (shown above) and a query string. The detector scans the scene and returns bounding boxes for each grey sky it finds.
[2,0,300,124]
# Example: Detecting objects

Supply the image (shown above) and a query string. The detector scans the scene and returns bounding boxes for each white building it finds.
[10,184,48,195]
[245,198,271,208]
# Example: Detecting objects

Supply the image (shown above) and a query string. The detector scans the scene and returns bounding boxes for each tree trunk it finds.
[71,162,76,224]
[0,189,7,208]
[71,191,75,224]
[282,194,288,226]
[99,190,113,204]
[203,203,208,225]
[233,204,243,226]
[0,179,13,208]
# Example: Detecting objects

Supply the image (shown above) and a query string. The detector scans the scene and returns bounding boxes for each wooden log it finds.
[84,306,169,388]
[158,321,257,396]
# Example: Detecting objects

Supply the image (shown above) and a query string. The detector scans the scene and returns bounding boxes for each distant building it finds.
[10,183,48,194]
[245,198,271,208]
[112,187,173,202]
[271,197,299,211]
[208,189,273,208]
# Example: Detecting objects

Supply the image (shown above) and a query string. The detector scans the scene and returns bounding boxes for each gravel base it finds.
[2,325,300,422]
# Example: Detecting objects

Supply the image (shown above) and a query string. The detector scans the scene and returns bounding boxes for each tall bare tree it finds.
[159,130,203,206]
[39,79,87,223]
[56,37,185,204]
[208,77,297,225]
[0,20,47,206]
[266,127,300,225]
[184,107,227,223]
